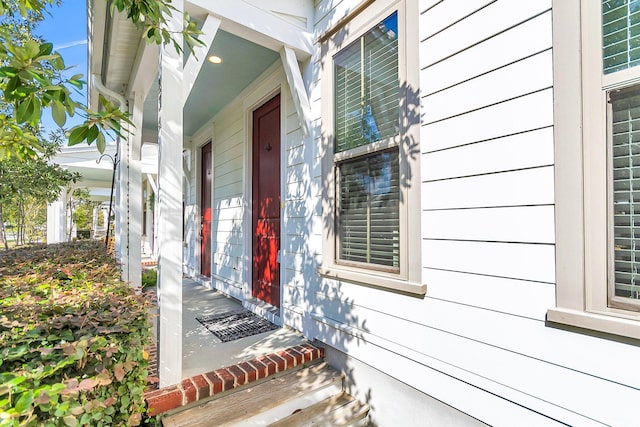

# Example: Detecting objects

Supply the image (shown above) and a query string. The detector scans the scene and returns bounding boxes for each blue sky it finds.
[35,2,87,137]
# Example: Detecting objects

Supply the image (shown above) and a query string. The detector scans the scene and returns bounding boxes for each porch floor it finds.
[160,279,307,379]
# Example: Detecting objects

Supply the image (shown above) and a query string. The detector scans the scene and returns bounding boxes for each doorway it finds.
[200,142,212,277]
[251,94,281,307]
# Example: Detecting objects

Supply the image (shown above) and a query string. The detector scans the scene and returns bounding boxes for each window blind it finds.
[602,0,640,74]
[334,12,399,152]
[611,88,640,299]
[338,150,399,268]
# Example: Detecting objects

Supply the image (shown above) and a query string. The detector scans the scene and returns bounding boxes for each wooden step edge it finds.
[146,343,325,417]
[268,392,356,427]
[268,392,370,427]
[226,376,344,426]
[339,400,370,427]
[161,363,343,427]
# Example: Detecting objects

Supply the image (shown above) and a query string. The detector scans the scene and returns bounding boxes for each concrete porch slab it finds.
[145,279,322,417]
[179,279,307,379]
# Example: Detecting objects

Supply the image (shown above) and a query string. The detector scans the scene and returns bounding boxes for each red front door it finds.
[252,94,281,307]
[201,142,212,277]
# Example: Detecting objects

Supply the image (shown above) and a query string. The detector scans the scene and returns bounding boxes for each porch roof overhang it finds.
[51,145,116,202]
[88,0,315,139]
[186,0,314,60]
[52,143,159,202]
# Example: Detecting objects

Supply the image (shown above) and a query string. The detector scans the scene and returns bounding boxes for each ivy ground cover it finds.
[0,241,153,426]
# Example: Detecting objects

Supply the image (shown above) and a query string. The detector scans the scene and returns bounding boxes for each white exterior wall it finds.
[281,87,313,331]
[177,0,640,425]
[210,102,245,300]
[183,139,197,276]
[304,1,640,426]
[186,64,310,321]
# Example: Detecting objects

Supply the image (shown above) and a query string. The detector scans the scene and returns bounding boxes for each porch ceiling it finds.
[142,30,280,137]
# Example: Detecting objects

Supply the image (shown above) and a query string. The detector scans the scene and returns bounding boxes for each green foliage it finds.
[110,0,203,56]
[141,269,157,289]
[0,241,153,426]
[2,196,47,245]
[0,135,78,205]
[0,0,203,158]
[0,134,77,248]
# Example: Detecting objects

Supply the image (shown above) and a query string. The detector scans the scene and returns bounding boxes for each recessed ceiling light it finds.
[208,55,222,64]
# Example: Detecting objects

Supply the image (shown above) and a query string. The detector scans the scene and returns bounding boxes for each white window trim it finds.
[548,0,640,339]
[319,0,424,296]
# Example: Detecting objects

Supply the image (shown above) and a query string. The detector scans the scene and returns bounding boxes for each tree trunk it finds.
[18,200,26,246]
[0,202,8,250]
[16,200,23,246]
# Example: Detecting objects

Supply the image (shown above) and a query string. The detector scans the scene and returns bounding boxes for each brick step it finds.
[269,392,370,427]
[162,362,344,427]
[145,344,324,416]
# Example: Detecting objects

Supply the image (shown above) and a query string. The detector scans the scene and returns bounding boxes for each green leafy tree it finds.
[0,132,78,249]
[0,0,202,159]
[2,195,48,245]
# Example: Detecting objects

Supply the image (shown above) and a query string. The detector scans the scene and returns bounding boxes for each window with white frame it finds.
[604,0,640,309]
[549,0,640,337]
[320,0,423,295]
[335,12,400,270]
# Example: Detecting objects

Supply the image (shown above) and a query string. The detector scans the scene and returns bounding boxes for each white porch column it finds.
[148,174,159,257]
[157,0,184,387]
[46,189,66,244]
[144,179,155,254]
[91,207,98,238]
[125,90,144,288]
[115,145,123,262]
[119,135,130,279]
[101,207,108,235]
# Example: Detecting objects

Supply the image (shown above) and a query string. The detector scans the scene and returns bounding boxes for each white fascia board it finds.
[87,0,107,112]
[280,46,312,138]
[188,0,313,59]
[53,146,116,167]
[183,14,221,100]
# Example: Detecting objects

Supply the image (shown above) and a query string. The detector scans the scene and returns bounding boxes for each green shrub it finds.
[0,241,152,426]
[141,269,157,289]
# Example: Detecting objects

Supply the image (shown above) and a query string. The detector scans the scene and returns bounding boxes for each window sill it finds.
[318,265,426,296]
[547,307,640,340]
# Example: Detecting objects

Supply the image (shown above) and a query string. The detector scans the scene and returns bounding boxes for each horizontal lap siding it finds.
[281,89,315,330]
[211,105,244,292]
[422,127,554,180]
[421,89,554,151]
[420,0,555,314]
[314,293,640,422]
[184,141,197,274]
[203,69,311,319]
[417,1,638,424]
[306,0,640,426]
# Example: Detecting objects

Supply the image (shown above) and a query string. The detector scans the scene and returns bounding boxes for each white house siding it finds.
[184,63,311,323]
[282,87,314,330]
[308,0,640,426]
[183,138,198,277]
[209,104,245,300]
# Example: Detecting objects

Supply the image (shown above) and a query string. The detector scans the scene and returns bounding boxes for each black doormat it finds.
[195,309,279,343]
